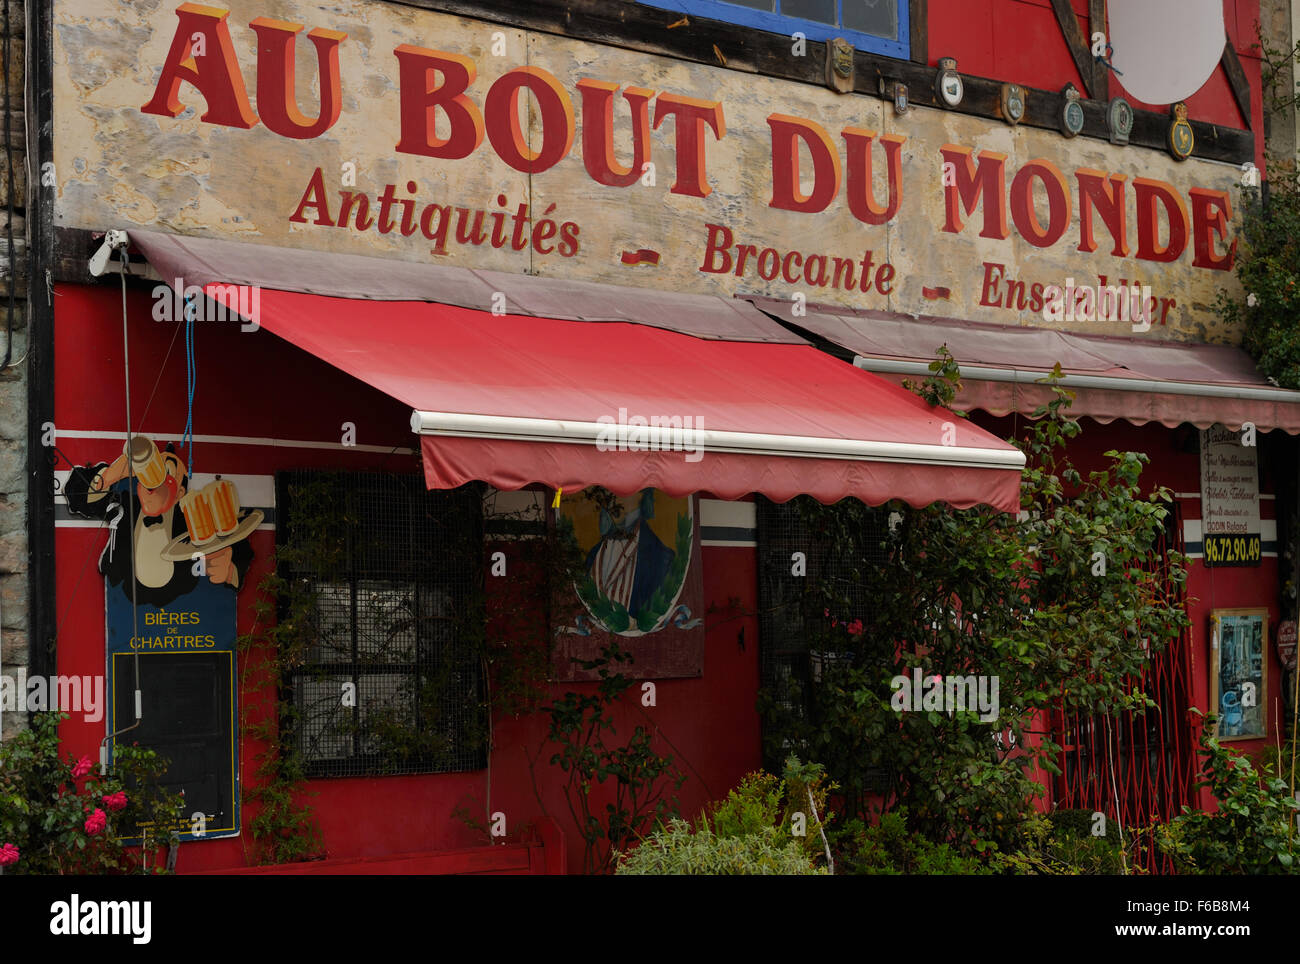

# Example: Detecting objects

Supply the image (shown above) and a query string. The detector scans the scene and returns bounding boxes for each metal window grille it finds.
[755,494,890,778]
[275,471,487,778]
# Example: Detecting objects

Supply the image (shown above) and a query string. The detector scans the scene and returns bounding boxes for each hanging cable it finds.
[183,291,196,475]
[100,251,143,771]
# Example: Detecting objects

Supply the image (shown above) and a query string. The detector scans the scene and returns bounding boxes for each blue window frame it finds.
[641,0,909,61]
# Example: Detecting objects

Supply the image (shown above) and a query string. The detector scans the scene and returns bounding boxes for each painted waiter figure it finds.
[64,436,252,609]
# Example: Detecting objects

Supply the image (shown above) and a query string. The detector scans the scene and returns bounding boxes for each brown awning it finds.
[129,230,801,344]
[749,296,1300,434]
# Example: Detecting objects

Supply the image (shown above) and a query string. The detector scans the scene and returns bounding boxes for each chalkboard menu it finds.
[1199,426,1261,567]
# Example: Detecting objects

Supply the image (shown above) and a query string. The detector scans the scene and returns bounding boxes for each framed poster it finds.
[552,487,704,681]
[1209,608,1269,741]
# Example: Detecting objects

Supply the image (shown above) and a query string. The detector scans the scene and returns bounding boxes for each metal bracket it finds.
[88,229,129,278]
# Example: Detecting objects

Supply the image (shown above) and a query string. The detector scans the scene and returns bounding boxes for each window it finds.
[641,0,908,60]
[276,471,488,778]
[755,494,891,778]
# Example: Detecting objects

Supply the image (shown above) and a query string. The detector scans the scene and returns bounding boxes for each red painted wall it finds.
[53,282,761,873]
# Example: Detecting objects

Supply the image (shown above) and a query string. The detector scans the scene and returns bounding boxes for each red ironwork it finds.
[1051,502,1196,873]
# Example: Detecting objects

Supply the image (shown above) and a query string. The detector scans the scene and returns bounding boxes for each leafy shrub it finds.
[0,712,185,874]
[615,818,826,875]
[1158,723,1299,874]
[705,757,832,865]
[995,809,1127,875]
[1218,171,1300,388]
[834,809,992,875]
[707,772,783,838]
[760,358,1188,858]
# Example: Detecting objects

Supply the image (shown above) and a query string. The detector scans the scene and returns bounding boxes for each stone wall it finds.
[0,0,28,741]
[1261,0,1299,162]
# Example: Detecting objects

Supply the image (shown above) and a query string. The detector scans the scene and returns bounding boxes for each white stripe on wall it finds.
[699,498,756,528]
[56,470,275,508]
[53,429,415,456]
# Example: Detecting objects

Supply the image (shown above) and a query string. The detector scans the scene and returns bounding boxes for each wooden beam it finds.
[1221,35,1253,129]
[1088,0,1107,99]
[909,0,928,65]
[1050,0,1096,98]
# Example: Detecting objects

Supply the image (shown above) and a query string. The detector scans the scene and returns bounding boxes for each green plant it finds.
[834,809,993,875]
[994,809,1127,875]
[759,354,1188,859]
[1217,32,1300,386]
[1158,719,1299,874]
[705,756,834,864]
[0,712,184,874]
[708,771,783,838]
[546,640,684,873]
[1216,168,1300,388]
[615,818,826,875]
[238,566,325,865]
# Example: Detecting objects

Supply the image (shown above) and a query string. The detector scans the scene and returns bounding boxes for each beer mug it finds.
[178,489,217,546]
[206,479,241,536]
[125,436,168,489]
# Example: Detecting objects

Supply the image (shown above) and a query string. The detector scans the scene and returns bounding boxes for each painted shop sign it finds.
[53,0,1244,341]
[1199,425,1262,568]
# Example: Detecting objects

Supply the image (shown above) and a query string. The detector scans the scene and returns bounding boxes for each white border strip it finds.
[410,411,1026,470]
[700,498,756,529]
[54,429,415,456]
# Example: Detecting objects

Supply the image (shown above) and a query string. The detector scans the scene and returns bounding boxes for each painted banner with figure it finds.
[553,488,703,681]
[65,436,259,841]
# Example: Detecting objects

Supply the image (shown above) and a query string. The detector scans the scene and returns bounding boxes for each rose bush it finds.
[0,713,184,874]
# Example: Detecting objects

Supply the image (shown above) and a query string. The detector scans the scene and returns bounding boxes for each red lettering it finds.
[654,94,726,198]
[875,263,895,295]
[804,254,828,287]
[831,257,856,290]
[485,67,575,173]
[577,79,653,188]
[1076,169,1129,257]
[248,18,346,139]
[1189,187,1236,271]
[141,3,257,128]
[1133,178,1189,263]
[767,114,840,213]
[288,168,334,225]
[843,129,904,225]
[701,223,733,274]
[940,146,1009,240]
[978,261,1005,307]
[393,46,484,159]
[735,245,758,276]
[781,250,803,283]
[1009,160,1071,248]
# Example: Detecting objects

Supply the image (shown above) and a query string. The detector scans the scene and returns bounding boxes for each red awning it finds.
[130,232,1025,510]
[751,296,1300,434]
